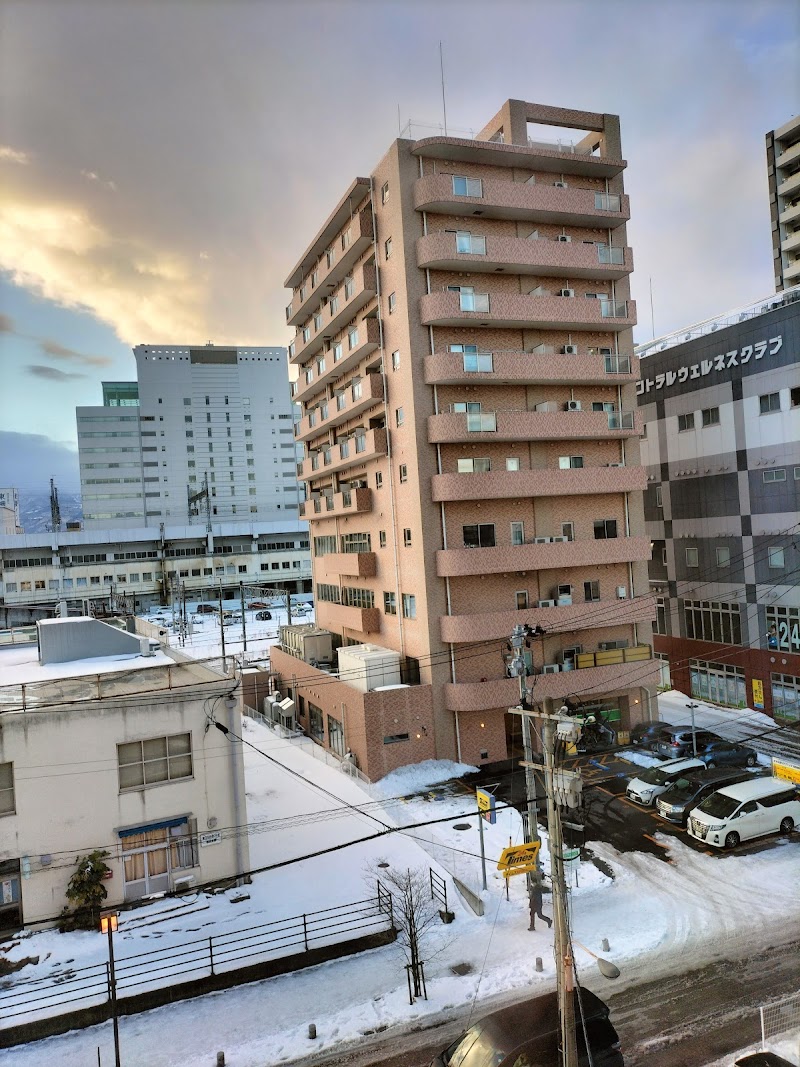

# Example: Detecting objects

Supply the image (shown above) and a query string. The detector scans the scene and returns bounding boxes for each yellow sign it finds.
[497,842,540,872]
[501,862,538,879]
[476,788,496,824]
[752,678,764,710]
[772,759,800,785]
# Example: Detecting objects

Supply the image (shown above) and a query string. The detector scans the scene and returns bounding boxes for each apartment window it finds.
[375,471,383,489]
[388,292,397,314]
[185,430,193,439]
[117,733,193,791]
[654,485,664,508]
[791,386,800,408]
[384,591,397,615]
[395,407,404,427]
[593,519,617,539]
[701,407,720,427]
[654,597,667,636]
[714,546,731,568]
[685,547,699,567]
[184,415,192,424]
[302,327,311,343]
[452,175,483,197]
[684,600,741,644]
[348,327,359,350]
[510,521,525,546]
[341,532,371,554]
[561,521,575,542]
[399,463,408,483]
[0,762,15,815]
[384,237,393,259]
[457,457,491,473]
[584,581,600,602]
[402,593,416,619]
[342,586,374,609]
[506,457,520,472]
[760,392,781,414]
[379,530,387,548]
[763,469,786,482]
[559,456,583,469]
[381,181,389,204]
[314,535,337,556]
[391,350,400,371]
[515,591,528,610]
[678,412,695,432]
[463,523,495,548]
[403,528,412,547]
[769,546,785,569]
[316,583,340,604]
[183,398,191,406]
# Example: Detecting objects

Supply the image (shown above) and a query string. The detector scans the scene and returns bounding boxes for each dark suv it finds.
[655,726,720,759]
[655,767,757,825]
[630,722,685,751]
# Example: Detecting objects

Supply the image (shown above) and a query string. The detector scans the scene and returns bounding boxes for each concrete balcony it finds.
[777,170,800,198]
[320,552,377,578]
[296,374,384,444]
[776,139,800,170]
[416,231,632,281]
[413,173,630,228]
[424,350,637,387]
[316,600,382,634]
[420,290,636,331]
[291,261,378,365]
[440,596,655,643]
[300,427,388,483]
[300,487,373,523]
[427,408,641,445]
[443,655,659,713]
[781,229,800,254]
[287,207,374,328]
[293,318,381,405]
[436,535,651,579]
[783,258,800,283]
[431,465,646,504]
[779,201,800,227]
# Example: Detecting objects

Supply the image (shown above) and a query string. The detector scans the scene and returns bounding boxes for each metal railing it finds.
[575,645,652,670]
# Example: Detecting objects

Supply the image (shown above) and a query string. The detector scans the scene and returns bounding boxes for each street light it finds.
[572,939,621,980]
[100,911,121,1067]
[686,702,700,756]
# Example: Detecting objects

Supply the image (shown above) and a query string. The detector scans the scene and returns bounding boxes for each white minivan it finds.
[687,776,800,849]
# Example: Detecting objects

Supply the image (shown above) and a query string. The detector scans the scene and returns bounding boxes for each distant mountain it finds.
[17,490,83,534]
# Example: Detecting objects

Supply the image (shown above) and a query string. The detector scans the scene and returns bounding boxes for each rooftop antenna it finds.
[49,477,61,532]
[439,41,448,136]
[649,276,656,339]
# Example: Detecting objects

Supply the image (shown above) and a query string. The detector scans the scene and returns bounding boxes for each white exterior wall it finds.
[0,681,250,926]
[77,407,146,525]
[0,488,21,535]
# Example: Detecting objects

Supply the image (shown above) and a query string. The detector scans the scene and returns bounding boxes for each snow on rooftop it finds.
[0,642,174,686]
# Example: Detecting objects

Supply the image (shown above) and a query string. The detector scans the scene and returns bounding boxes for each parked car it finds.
[655,726,721,759]
[248,601,269,609]
[734,1053,797,1066]
[195,603,216,614]
[655,767,756,826]
[695,739,758,768]
[430,988,623,1067]
[223,612,242,625]
[687,776,800,849]
[255,610,272,621]
[629,722,683,751]
[626,756,705,807]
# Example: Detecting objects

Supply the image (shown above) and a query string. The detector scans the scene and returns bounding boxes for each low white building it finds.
[0,618,250,932]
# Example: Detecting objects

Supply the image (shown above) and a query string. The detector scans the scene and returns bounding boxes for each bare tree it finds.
[369,863,447,1001]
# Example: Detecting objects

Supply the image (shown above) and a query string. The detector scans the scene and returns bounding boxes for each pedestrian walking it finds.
[529,881,552,930]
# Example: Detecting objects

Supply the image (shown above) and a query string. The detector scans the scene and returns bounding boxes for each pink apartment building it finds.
[270,99,659,779]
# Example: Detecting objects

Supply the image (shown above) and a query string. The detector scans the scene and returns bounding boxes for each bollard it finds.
[308,1024,317,1040]
[601,938,610,952]
[216,1053,225,1067]
[535,957,543,972]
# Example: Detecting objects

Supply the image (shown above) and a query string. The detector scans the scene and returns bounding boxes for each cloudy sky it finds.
[0,0,798,491]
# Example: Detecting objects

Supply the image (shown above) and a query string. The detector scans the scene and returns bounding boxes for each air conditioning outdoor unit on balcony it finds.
[553,181,568,189]
[565,400,582,411]
[559,289,575,298]
[557,234,572,242]
[542,663,561,673]
[557,595,573,605]
[551,536,569,543]
[607,462,624,467]
[538,599,557,608]
[533,537,551,544]
[562,345,579,355]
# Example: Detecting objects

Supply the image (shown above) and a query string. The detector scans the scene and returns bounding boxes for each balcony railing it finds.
[459,292,490,312]
[594,193,621,212]
[575,645,652,669]
[456,234,487,255]
[597,245,624,265]
[607,411,635,429]
[604,354,632,374]
[600,299,628,318]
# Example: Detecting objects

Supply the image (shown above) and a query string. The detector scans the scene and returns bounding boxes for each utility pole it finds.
[285,589,293,626]
[240,581,248,653]
[218,582,226,669]
[686,702,699,756]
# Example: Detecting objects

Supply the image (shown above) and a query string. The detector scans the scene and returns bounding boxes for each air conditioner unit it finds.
[553,181,568,189]
[538,599,557,608]
[542,663,561,673]
[557,595,573,605]
[557,234,572,243]
[534,537,551,544]
[565,400,582,411]
[559,289,575,298]
[551,536,568,543]
[607,462,624,467]
[616,586,627,599]
[562,344,578,355]
[557,584,573,597]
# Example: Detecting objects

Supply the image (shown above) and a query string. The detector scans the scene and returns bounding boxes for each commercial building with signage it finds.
[637,285,800,721]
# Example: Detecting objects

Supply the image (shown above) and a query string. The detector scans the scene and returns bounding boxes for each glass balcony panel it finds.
[598,245,624,265]
[336,394,347,410]
[466,412,497,432]
[607,411,635,430]
[600,299,628,318]
[594,193,621,211]
[460,292,490,312]
[355,435,366,453]
[604,355,632,374]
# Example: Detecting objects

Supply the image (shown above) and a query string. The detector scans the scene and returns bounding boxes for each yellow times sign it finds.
[773,760,800,785]
[497,842,540,872]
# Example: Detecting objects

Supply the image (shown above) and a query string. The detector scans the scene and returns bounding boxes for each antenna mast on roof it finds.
[49,478,61,532]
[439,41,448,137]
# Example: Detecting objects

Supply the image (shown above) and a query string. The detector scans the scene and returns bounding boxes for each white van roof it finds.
[713,776,794,803]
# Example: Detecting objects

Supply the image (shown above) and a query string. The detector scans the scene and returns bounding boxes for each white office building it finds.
[77,344,301,529]
[0,488,21,535]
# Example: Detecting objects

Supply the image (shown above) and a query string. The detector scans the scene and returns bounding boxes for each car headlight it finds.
[707,823,724,831]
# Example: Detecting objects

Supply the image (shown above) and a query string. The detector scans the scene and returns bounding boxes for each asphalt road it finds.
[285,932,800,1067]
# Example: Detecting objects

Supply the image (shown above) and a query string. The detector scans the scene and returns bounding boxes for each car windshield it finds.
[696,792,740,819]
[638,765,684,785]
[442,1026,503,1067]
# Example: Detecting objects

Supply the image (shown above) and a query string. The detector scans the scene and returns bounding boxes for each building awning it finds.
[117,815,189,838]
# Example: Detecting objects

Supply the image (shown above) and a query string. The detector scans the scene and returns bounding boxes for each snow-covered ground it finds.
[4,699,800,1067]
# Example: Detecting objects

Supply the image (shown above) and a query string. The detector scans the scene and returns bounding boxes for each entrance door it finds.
[0,860,22,937]
[121,827,172,900]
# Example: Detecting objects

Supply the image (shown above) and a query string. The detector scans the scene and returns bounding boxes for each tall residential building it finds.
[77,344,301,529]
[767,114,800,292]
[270,99,657,780]
[0,488,21,535]
[637,284,800,721]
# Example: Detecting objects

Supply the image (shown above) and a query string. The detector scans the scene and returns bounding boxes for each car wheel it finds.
[780,817,794,834]
[745,755,756,767]
[706,761,716,769]
[724,831,740,849]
